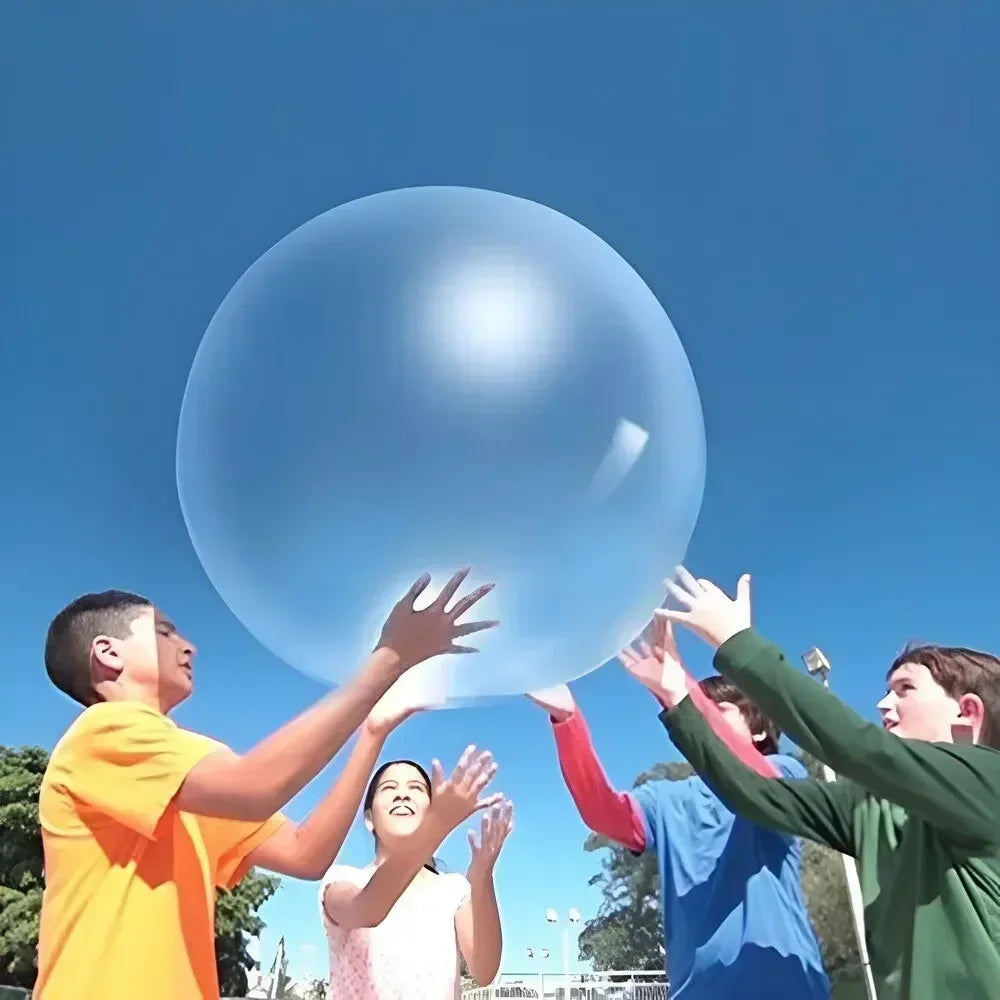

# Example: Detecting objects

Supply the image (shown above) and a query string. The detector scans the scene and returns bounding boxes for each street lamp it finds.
[546,908,581,993]
[800,646,878,1000]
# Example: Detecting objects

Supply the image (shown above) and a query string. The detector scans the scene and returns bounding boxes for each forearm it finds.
[288,729,386,877]
[552,712,646,851]
[237,650,403,816]
[343,816,451,928]
[464,872,502,985]
[664,697,860,854]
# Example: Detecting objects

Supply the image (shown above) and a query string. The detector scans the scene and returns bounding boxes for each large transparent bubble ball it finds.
[177,187,705,705]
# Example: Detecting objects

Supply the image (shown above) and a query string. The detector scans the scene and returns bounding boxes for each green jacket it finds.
[663,629,1000,1000]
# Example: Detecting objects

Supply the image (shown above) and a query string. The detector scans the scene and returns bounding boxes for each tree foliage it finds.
[304,977,328,1000]
[0,744,281,994]
[215,871,281,996]
[578,754,862,983]
[0,747,46,988]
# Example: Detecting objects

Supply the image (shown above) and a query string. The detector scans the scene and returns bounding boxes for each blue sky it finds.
[3,0,999,984]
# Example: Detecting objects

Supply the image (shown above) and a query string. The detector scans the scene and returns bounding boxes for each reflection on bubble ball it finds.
[176,186,704,703]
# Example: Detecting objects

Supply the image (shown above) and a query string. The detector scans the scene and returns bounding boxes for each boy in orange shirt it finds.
[35,569,498,1000]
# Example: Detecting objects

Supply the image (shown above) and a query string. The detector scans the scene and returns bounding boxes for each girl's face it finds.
[366,762,432,847]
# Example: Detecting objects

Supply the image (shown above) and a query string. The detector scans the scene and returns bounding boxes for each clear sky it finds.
[3,0,999,984]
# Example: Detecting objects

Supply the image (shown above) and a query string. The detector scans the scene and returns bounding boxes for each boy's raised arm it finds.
[663,696,862,855]
[661,568,1000,845]
[528,686,648,851]
[179,570,496,822]
[712,629,1000,845]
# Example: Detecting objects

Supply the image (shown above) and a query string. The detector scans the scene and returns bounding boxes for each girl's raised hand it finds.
[429,747,502,831]
[467,799,515,882]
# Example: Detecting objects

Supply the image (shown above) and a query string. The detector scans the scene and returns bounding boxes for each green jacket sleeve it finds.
[663,697,863,856]
[713,629,1000,845]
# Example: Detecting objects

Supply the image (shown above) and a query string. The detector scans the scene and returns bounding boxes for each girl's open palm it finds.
[429,746,503,830]
[468,800,514,878]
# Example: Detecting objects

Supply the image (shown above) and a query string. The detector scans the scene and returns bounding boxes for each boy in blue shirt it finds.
[528,629,829,1000]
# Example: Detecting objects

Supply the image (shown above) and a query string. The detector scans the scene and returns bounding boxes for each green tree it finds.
[0,747,46,988]
[577,754,863,983]
[0,744,283,995]
[215,871,281,996]
[304,977,328,1000]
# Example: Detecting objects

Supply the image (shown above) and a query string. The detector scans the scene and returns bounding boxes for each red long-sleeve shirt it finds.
[551,678,780,852]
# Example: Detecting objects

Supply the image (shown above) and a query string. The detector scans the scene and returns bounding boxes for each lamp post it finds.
[802,646,878,1000]
[546,908,581,996]
[526,947,550,997]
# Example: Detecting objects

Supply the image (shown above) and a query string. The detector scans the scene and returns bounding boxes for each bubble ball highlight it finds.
[176,186,705,704]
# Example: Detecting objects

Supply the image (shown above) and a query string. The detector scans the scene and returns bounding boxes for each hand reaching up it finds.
[656,566,752,650]
[428,746,503,833]
[618,615,689,706]
[525,684,576,723]
[379,568,498,669]
[467,799,515,883]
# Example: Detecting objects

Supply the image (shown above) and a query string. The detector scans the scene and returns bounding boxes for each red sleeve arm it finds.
[682,674,780,779]
[551,710,647,852]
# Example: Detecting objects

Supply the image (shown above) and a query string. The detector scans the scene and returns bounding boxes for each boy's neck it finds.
[97,686,171,715]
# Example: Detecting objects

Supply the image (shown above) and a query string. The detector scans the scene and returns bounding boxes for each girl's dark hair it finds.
[364,759,438,873]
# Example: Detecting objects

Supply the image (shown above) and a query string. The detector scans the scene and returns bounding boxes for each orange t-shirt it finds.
[35,701,285,1000]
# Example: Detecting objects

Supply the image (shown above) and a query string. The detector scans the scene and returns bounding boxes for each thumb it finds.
[431,759,445,788]
[736,573,752,612]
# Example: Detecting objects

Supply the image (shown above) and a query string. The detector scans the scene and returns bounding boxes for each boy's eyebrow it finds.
[157,618,177,633]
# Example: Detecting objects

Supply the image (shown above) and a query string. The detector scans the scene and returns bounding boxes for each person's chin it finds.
[167,676,194,709]
[385,819,422,841]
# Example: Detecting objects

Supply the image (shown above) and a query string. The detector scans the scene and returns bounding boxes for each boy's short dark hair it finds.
[888,644,1000,748]
[45,591,153,707]
[698,675,781,755]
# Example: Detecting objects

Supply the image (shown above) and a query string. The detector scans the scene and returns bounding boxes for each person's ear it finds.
[91,635,126,686]
[953,693,986,744]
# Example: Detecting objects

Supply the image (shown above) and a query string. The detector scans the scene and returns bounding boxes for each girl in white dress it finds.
[319,690,514,1000]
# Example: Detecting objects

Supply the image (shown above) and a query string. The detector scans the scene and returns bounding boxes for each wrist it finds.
[656,681,689,710]
[369,646,407,677]
[712,623,751,650]
[467,860,495,885]
[422,810,456,843]
[359,723,390,747]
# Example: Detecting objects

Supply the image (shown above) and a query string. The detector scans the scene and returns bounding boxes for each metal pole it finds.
[805,651,878,1000]
[562,926,570,996]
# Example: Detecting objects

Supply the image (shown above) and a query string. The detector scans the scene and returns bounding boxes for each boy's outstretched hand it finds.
[618,615,689,708]
[525,684,576,723]
[378,568,498,668]
[656,566,752,650]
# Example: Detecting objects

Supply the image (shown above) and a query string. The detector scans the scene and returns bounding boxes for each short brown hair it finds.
[45,590,152,707]
[888,644,1000,748]
[698,675,781,755]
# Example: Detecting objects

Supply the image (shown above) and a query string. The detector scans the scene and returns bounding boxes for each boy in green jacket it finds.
[629,567,1000,1000]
